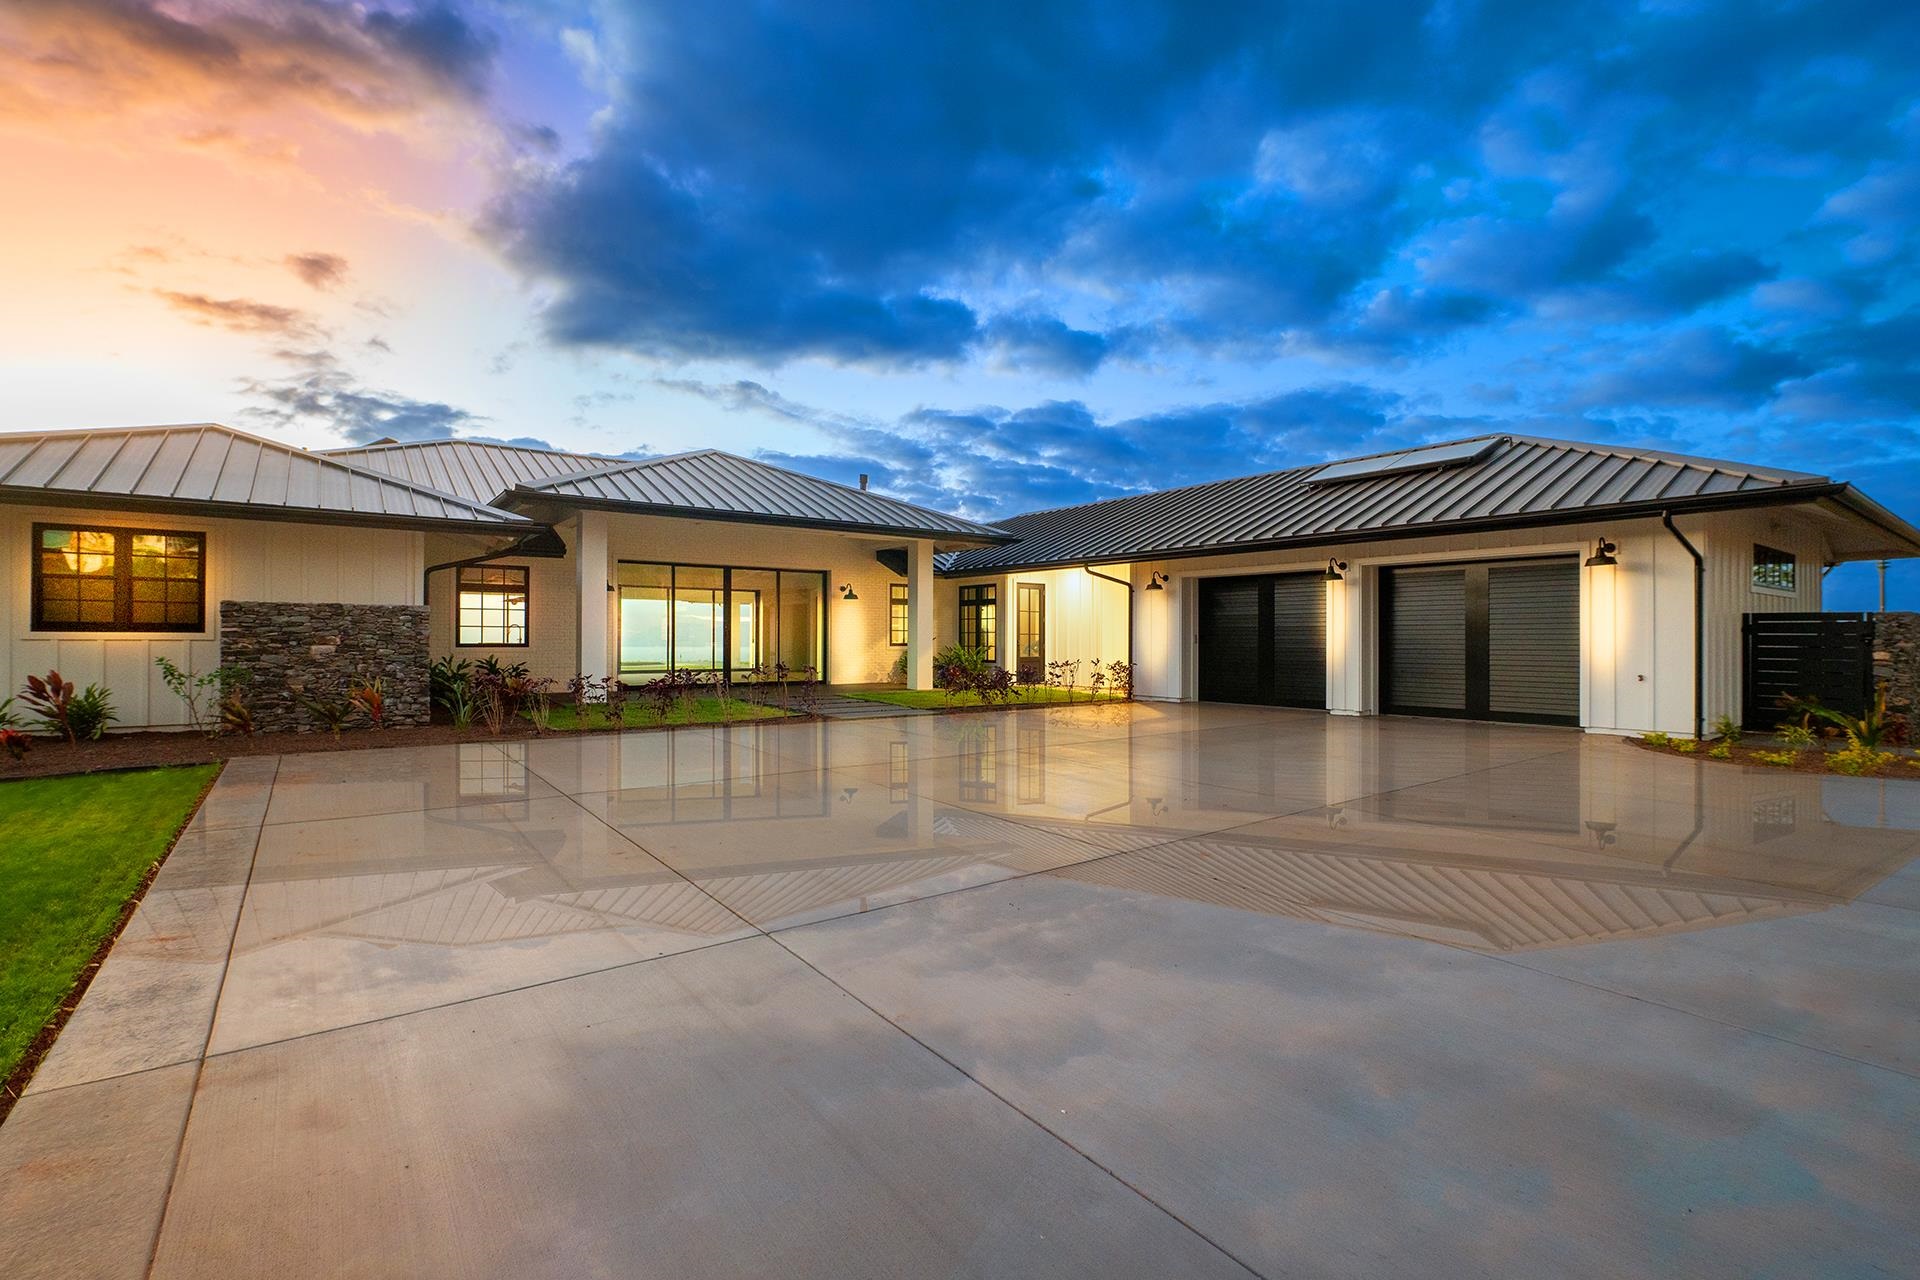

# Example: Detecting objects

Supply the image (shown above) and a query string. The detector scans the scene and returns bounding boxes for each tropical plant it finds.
[520,676,555,733]
[20,670,77,744]
[889,651,908,684]
[430,655,472,705]
[1712,713,1741,743]
[1672,739,1698,754]
[1828,746,1896,776]
[932,645,990,688]
[1,727,29,762]
[153,657,245,738]
[291,677,355,735]
[347,675,386,728]
[1776,723,1817,749]
[0,696,16,729]
[566,674,603,725]
[1706,739,1733,760]
[65,685,117,742]
[1087,659,1107,702]
[219,693,255,737]
[1789,682,1898,753]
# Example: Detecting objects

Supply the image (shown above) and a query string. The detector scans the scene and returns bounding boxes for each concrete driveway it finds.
[4,704,1917,1278]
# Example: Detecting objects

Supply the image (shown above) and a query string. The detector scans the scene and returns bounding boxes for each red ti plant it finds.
[1,727,30,762]
[21,670,77,744]
[348,674,386,728]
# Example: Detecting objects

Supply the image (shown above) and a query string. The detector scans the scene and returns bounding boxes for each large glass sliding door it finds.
[616,561,827,681]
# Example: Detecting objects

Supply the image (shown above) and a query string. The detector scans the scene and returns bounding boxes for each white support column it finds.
[907,539,936,690]
[575,509,610,679]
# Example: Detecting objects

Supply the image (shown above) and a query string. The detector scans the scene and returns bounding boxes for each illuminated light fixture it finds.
[839,583,859,601]
[1584,538,1619,568]
[1322,558,1348,582]
[1145,571,1170,591]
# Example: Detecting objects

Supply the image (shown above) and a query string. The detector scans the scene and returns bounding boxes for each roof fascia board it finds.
[0,486,535,534]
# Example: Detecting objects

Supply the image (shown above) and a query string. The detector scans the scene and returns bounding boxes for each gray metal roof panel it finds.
[938,433,1846,574]
[513,448,1011,542]
[0,424,530,529]
[326,439,620,504]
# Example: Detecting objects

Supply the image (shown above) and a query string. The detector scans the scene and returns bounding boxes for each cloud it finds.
[0,0,501,137]
[286,252,351,290]
[153,289,319,338]
[240,349,481,444]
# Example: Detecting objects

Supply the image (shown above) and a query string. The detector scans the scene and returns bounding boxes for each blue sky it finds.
[0,1,1915,605]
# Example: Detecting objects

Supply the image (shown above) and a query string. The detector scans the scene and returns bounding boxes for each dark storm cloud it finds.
[486,0,1918,394]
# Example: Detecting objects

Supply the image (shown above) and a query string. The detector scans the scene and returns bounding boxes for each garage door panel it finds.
[1384,558,1577,726]
[1198,573,1325,708]
[1270,575,1327,708]
[1487,561,1579,720]
[1384,568,1466,711]
[1198,579,1263,703]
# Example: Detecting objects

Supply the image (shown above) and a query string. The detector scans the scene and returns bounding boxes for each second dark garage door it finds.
[1197,573,1326,707]
[1381,557,1579,725]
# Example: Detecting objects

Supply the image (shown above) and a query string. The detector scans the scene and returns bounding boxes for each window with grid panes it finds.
[33,525,204,632]
[457,565,530,646]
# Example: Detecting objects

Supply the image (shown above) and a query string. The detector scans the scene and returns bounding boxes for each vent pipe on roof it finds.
[859,473,870,491]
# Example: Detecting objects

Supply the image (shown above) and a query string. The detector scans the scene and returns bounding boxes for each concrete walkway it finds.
[3,705,1917,1278]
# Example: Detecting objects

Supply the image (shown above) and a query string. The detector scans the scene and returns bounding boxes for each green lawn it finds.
[533,695,797,731]
[839,687,1127,710]
[1,764,219,1086]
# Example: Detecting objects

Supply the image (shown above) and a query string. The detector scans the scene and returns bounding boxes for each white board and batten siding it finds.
[2,504,424,729]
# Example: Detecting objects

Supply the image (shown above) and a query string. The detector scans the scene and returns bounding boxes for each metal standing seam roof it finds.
[0,424,531,530]
[323,438,619,504]
[938,433,1883,574]
[506,448,1014,544]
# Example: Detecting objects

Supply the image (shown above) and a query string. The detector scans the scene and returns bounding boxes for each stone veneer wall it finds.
[220,601,431,732]
[1873,611,1920,715]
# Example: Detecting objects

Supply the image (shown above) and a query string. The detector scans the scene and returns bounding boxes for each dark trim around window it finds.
[958,583,997,661]
[31,522,207,633]
[889,582,910,646]
[455,564,531,648]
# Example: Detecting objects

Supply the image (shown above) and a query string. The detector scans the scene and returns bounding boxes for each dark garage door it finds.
[1382,558,1578,725]
[1197,573,1326,707]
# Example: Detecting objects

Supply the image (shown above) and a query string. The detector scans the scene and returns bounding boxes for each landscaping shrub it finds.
[1753,749,1796,768]
[153,657,245,738]
[19,671,77,744]
[219,693,255,737]
[1046,658,1081,702]
[932,645,989,688]
[65,685,117,742]
[348,675,387,728]
[1829,747,1897,776]
[291,677,356,735]
[1641,731,1671,747]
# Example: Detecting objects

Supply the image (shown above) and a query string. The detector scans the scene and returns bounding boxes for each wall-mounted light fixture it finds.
[839,583,859,601]
[1584,538,1619,568]
[1144,571,1170,591]
[1322,558,1348,582]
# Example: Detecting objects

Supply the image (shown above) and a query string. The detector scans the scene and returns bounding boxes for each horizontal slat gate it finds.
[1487,561,1579,721]
[1741,612,1874,730]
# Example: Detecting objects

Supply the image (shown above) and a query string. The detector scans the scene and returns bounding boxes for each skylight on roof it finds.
[1305,437,1505,485]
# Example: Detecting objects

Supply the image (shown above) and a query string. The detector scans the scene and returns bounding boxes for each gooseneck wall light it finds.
[1322,558,1348,582]
[1584,538,1619,568]
[838,583,858,600]
[1144,571,1170,591]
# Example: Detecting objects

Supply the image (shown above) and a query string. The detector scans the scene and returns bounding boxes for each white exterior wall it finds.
[427,511,936,685]
[3,503,424,729]
[1012,507,1838,737]
[938,566,1132,678]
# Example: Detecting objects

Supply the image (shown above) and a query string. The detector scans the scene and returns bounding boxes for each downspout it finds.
[1082,565,1135,677]
[1661,511,1705,741]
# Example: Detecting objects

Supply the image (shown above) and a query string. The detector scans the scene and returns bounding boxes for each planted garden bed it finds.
[1630,733,1920,779]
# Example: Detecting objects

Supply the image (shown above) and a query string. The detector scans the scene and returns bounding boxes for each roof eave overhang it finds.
[498,488,1016,547]
[934,483,1884,576]
[0,487,535,535]
[1815,485,1920,559]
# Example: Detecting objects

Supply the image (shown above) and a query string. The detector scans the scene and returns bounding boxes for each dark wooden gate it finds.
[1741,612,1875,730]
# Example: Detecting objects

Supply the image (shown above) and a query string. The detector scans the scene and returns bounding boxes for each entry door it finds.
[1015,583,1046,682]
[1381,558,1578,725]
[1197,574,1326,707]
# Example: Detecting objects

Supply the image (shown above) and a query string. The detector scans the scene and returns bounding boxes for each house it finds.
[2,424,1914,736]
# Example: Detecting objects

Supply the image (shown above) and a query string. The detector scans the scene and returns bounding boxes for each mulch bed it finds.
[1628,736,1920,780]
[0,713,821,782]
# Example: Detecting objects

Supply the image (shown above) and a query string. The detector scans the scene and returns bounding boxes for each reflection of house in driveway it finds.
[1052,837,1834,953]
